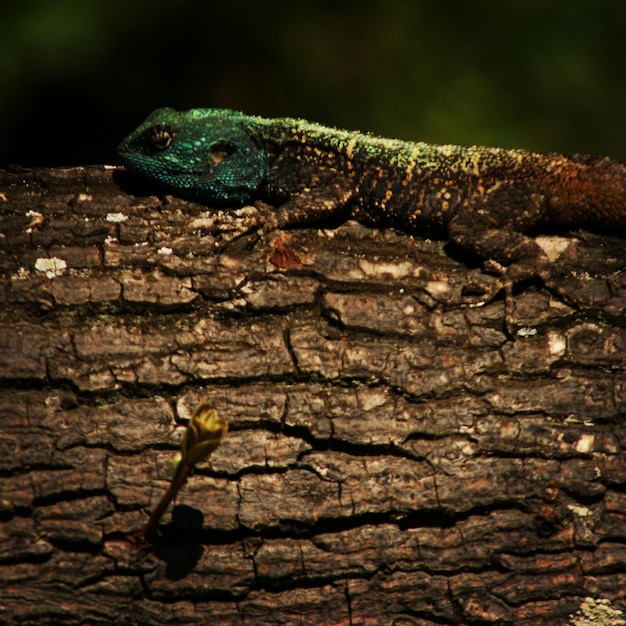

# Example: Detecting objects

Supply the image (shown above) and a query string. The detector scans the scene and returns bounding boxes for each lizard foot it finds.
[459,260,507,307]
[193,205,268,250]
[204,201,297,252]
[457,260,537,338]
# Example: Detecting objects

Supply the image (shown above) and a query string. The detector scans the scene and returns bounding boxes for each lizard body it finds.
[118,108,626,309]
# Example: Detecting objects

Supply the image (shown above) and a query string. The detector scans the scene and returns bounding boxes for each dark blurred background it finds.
[2,0,625,167]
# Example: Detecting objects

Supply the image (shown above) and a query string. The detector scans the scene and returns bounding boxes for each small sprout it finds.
[143,403,228,542]
[179,405,227,469]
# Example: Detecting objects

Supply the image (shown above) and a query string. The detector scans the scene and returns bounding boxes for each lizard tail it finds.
[546,154,626,229]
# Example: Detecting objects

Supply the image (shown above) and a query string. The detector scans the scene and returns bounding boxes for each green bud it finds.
[180,404,228,468]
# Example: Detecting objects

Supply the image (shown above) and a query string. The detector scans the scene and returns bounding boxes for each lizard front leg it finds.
[260,176,355,231]
[260,143,355,229]
[211,156,354,247]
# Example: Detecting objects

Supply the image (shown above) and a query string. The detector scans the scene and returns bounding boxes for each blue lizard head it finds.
[117,108,267,205]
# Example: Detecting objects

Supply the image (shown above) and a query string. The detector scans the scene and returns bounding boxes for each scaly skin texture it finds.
[118,108,626,313]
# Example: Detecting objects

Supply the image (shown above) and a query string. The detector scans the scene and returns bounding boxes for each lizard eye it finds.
[208,141,235,164]
[149,125,174,152]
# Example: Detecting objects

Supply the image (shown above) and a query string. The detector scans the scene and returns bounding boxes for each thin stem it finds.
[142,465,190,542]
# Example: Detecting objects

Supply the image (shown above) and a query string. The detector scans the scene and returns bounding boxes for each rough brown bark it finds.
[1,165,626,625]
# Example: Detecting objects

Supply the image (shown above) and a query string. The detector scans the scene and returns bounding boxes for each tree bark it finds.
[1,165,626,625]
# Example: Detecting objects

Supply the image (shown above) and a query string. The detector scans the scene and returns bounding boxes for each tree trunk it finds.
[1,165,626,625]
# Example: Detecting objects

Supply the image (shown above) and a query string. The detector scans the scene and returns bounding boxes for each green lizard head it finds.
[117,108,267,204]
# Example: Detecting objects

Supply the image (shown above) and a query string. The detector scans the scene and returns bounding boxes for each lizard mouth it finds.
[118,146,210,179]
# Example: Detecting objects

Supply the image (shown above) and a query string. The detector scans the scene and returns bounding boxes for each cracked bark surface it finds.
[1,165,626,625]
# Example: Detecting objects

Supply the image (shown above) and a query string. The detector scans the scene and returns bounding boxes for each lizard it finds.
[117,107,626,325]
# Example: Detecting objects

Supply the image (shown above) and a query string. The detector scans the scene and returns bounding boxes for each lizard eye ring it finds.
[150,125,174,152]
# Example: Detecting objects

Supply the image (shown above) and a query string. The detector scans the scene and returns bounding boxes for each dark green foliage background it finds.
[2,0,625,166]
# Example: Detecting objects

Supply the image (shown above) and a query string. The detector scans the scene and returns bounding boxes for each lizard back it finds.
[248,114,626,233]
